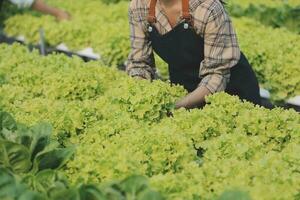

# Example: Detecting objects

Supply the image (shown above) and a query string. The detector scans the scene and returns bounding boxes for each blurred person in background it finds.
[0,0,70,21]
[127,0,261,109]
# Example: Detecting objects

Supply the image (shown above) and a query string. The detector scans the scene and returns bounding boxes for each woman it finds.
[1,0,70,21]
[126,0,261,109]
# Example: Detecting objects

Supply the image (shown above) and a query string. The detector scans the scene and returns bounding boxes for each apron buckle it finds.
[183,23,189,29]
[148,26,153,32]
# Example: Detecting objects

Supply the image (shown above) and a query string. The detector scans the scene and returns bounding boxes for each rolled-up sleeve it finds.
[9,0,35,8]
[198,1,240,93]
[126,1,156,80]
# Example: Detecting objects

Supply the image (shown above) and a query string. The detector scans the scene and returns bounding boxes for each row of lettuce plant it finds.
[0,44,299,199]
[227,0,300,33]
[1,0,299,102]
[0,109,165,200]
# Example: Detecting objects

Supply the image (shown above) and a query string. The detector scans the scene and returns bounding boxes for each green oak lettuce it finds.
[0,44,300,200]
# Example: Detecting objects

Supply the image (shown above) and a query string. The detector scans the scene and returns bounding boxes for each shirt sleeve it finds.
[198,1,240,93]
[9,0,35,8]
[126,1,156,80]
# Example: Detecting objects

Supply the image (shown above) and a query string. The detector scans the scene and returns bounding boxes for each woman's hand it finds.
[134,76,146,80]
[133,75,148,80]
[32,0,71,21]
[54,10,71,21]
[175,86,211,109]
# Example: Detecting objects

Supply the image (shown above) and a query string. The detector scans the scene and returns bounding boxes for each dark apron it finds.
[147,17,261,105]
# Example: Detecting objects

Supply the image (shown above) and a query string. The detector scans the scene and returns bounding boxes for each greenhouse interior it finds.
[0,0,299,199]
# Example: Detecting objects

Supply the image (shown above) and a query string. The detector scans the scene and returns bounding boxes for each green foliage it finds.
[0,167,49,200]
[228,0,300,9]
[1,44,299,199]
[146,92,300,199]
[228,1,300,33]
[100,0,129,5]
[99,175,164,200]
[0,140,31,173]
[2,0,130,66]
[110,79,185,122]
[0,110,75,199]
[0,107,163,200]
[1,0,300,102]
[0,168,162,200]
[217,190,251,200]
[0,111,75,175]
[233,17,300,102]
[0,111,72,200]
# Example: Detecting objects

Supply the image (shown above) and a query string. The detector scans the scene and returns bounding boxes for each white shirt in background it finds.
[9,0,34,8]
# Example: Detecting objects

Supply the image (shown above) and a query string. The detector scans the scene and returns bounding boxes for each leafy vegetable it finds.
[0,140,31,173]
[227,0,300,33]
[0,34,300,200]
[1,1,299,101]
[0,111,75,174]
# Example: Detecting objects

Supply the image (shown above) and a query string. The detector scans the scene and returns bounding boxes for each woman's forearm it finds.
[31,0,58,15]
[175,86,211,109]
[31,0,70,20]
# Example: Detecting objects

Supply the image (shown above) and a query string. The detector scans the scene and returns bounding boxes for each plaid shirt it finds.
[127,0,241,93]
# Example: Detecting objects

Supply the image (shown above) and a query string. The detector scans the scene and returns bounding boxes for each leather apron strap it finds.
[147,0,157,24]
[147,0,192,24]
